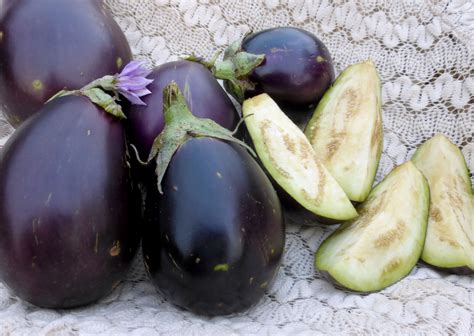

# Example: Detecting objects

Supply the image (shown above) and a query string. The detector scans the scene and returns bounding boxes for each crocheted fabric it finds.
[0,0,472,334]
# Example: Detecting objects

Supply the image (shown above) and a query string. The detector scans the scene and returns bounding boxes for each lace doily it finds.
[0,0,472,334]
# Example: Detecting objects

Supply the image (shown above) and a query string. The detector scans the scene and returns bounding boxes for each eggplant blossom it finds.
[116,60,154,106]
[48,60,154,119]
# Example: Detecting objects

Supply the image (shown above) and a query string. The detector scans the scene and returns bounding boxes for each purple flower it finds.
[116,60,153,105]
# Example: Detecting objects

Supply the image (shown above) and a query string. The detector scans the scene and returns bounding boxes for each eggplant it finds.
[0,61,152,308]
[188,27,334,123]
[315,162,430,292]
[305,60,383,202]
[411,134,473,274]
[142,82,285,316]
[239,27,334,107]
[125,60,239,159]
[0,0,132,127]
[0,96,140,308]
[242,93,357,222]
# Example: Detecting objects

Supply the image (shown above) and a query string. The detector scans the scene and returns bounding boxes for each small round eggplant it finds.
[142,82,285,316]
[143,139,284,316]
[0,96,140,308]
[240,27,335,109]
[0,0,132,127]
[125,60,239,158]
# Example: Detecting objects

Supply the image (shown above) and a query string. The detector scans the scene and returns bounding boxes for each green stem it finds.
[46,75,126,119]
[184,37,265,103]
[149,81,255,194]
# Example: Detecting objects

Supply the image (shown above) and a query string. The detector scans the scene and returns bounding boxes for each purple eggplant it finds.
[240,27,335,107]
[187,27,334,124]
[142,82,285,316]
[0,61,152,308]
[0,0,132,127]
[0,96,139,308]
[125,60,239,159]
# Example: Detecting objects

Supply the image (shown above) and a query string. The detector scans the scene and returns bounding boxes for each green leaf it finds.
[82,88,126,119]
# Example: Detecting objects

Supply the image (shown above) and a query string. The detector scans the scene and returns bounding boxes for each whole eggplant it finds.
[0,95,140,308]
[142,83,285,316]
[144,139,284,316]
[240,27,334,108]
[126,60,239,158]
[0,0,132,127]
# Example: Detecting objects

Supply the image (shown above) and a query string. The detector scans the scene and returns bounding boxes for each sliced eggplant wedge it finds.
[315,162,430,292]
[305,60,383,202]
[242,93,358,221]
[411,134,473,273]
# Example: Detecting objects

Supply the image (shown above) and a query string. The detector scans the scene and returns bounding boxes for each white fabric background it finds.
[0,0,473,335]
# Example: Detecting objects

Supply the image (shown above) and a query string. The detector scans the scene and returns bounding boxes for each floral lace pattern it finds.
[0,0,472,334]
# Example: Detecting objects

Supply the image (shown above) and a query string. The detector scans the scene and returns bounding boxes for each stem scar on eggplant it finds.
[147,81,256,194]
[213,264,229,271]
[32,80,43,92]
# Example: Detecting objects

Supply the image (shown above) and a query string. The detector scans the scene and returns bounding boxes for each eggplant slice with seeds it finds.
[305,60,383,203]
[315,161,430,292]
[242,93,357,222]
[411,134,473,273]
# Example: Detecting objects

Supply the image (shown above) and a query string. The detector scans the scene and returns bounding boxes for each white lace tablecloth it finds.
[0,1,473,335]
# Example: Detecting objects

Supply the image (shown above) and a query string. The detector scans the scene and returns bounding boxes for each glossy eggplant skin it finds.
[126,61,239,158]
[143,138,285,316]
[0,96,140,308]
[241,27,335,111]
[0,0,132,127]
[0,0,12,19]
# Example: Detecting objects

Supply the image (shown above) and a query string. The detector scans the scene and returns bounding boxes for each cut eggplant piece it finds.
[315,162,430,292]
[305,60,383,202]
[242,93,357,221]
[411,134,473,273]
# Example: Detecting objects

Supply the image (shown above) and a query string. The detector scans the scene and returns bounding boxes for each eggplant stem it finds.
[231,113,254,135]
[129,144,150,166]
[184,36,265,103]
[151,81,256,193]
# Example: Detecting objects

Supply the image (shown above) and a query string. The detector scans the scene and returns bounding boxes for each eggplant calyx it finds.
[47,61,153,119]
[148,81,256,194]
[185,38,265,103]
[48,85,128,119]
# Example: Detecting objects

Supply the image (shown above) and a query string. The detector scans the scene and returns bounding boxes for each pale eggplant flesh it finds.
[315,162,430,292]
[411,134,473,274]
[305,60,383,203]
[242,93,357,222]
